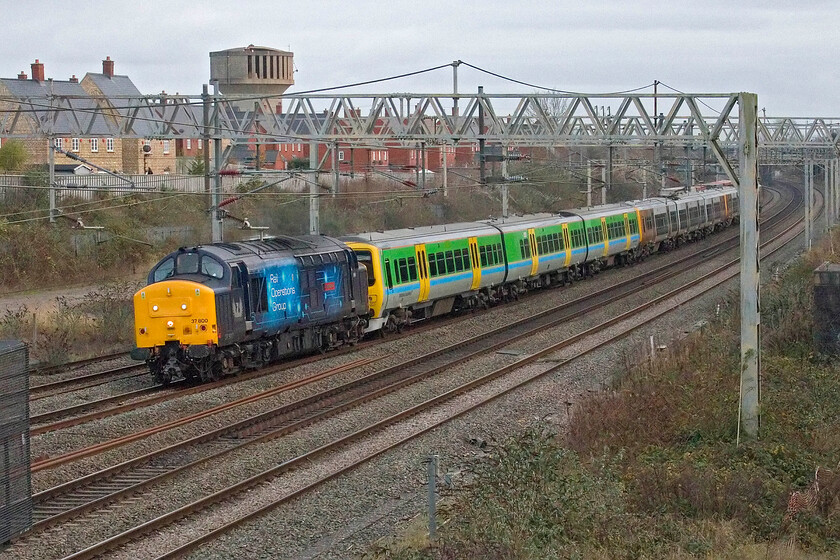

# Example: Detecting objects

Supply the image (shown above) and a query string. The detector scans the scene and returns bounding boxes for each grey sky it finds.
[1,0,836,116]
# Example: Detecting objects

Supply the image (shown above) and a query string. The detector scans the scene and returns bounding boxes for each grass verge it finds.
[369,232,840,559]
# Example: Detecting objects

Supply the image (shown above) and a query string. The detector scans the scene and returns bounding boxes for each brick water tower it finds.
[210,45,294,113]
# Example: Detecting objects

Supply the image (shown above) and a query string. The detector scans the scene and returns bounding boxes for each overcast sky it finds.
[1,0,837,117]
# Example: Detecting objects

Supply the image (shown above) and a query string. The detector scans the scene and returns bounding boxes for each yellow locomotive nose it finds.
[133,280,219,349]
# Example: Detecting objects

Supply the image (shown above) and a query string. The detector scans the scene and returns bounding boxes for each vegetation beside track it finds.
[372,232,840,559]
[0,164,589,365]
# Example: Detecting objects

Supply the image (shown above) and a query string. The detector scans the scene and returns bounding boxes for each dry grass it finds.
[373,227,840,558]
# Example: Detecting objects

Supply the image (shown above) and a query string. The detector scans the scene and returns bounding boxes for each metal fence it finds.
[0,341,31,545]
[0,169,449,205]
[0,172,312,203]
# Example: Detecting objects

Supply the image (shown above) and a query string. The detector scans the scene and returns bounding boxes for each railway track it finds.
[26,184,791,438]
[30,363,146,401]
[14,184,801,558]
[51,182,806,560]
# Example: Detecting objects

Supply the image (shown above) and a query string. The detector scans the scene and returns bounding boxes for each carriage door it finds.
[527,229,539,276]
[230,263,250,335]
[414,245,430,302]
[623,213,632,250]
[562,224,572,266]
[468,237,481,290]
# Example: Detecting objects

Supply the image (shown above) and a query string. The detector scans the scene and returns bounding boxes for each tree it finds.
[0,140,28,172]
[186,155,205,176]
[288,157,309,170]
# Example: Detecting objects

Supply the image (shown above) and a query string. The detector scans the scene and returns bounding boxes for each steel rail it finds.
[64,193,805,560]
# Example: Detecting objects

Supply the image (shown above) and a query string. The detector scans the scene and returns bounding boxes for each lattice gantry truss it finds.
[1,91,838,156]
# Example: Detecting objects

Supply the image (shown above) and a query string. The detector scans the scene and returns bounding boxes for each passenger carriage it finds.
[342,222,503,333]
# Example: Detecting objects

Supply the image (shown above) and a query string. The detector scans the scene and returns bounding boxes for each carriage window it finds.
[519,238,531,258]
[153,257,175,282]
[407,256,418,282]
[459,248,470,270]
[445,251,456,273]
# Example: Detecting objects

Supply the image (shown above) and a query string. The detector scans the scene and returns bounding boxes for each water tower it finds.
[210,45,294,113]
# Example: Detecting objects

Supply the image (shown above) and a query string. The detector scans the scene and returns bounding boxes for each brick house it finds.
[0,58,177,174]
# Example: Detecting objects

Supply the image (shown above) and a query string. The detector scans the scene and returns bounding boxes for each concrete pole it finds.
[202,84,211,213]
[478,86,485,185]
[211,82,223,243]
[601,165,606,205]
[309,141,319,235]
[685,146,692,187]
[805,162,813,250]
[587,162,592,207]
[442,143,448,197]
[332,142,339,197]
[421,141,426,191]
[452,60,460,118]
[826,160,833,231]
[738,92,760,443]
[831,159,836,230]
[48,139,56,223]
[427,455,438,541]
[501,152,509,218]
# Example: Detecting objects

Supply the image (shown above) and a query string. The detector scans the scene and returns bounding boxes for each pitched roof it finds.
[0,78,113,135]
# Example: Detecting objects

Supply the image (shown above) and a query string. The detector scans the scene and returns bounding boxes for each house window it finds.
[54,137,63,149]
[186,139,191,150]
[338,150,344,161]
[106,138,114,152]
[198,139,203,150]
[71,138,80,152]
[90,138,98,152]
[297,143,301,151]
[163,140,170,154]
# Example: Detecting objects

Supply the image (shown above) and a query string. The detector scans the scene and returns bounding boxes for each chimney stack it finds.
[69,75,78,83]
[31,59,44,82]
[17,71,27,80]
[103,56,114,77]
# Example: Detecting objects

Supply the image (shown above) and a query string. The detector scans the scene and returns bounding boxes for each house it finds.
[81,57,177,174]
[0,58,177,174]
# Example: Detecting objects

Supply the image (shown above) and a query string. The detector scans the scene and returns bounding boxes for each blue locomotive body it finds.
[133,235,368,384]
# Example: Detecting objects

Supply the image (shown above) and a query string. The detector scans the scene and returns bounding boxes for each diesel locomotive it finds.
[132,183,738,384]
[131,235,369,384]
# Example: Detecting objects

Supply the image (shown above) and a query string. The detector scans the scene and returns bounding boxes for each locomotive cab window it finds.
[355,250,376,287]
[152,257,175,282]
[176,252,200,274]
[201,257,224,279]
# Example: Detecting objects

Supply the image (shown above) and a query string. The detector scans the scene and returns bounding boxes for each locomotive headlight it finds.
[167,320,174,329]
[152,305,159,311]
[181,304,187,310]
